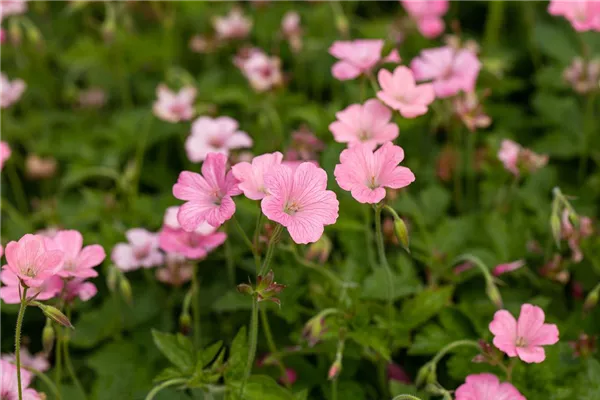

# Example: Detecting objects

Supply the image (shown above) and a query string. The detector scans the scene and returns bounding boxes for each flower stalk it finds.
[15,285,29,400]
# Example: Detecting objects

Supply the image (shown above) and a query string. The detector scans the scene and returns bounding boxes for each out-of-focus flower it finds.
[0,0,27,21]
[185,116,252,163]
[189,35,215,54]
[0,359,42,400]
[0,270,62,303]
[213,7,252,41]
[63,278,97,302]
[377,66,435,118]
[453,90,491,132]
[78,87,107,109]
[489,303,559,363]
[281,11,302,53]
[156,253,194,286]
[548,0,600,32]
[0,141,10,170]
[334,142,415,204]
[0,72,25,108]
[232,152,284,200]
[492,260,525,276]
[3,234,64,288]
[159,227,226,260]
[45,230,105,279]
[401,0,449,39]
[455,373,525,400]
[498,139,548,177]
[262,162,339,244]
[563,57,600,94]
[561,209,593,263]
[111,229,164,272]
[329,99,399,149]
[285,126,324,162]
[569,333,596,358]
[280,368,297,386]
[539,254,570,284]
[411,46,481,98]
[444,34,480,54]
[387,362,411,384]
[173,153,242,230]
[234,48,283,92]
[25,154,57,180]
[153,84,196,123]
[328,39,384,81]
[2,348,49,372]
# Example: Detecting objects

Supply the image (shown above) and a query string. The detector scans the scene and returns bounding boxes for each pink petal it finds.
[173,171,210,201]
[51,230,83,262]
[516,304,545,341]
[75,244,106,271]
[489,310,518,357]
[332,61,362,80]
[516,346,546,363]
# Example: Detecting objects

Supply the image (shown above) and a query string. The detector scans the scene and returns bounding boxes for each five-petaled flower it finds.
[3,234,64,288]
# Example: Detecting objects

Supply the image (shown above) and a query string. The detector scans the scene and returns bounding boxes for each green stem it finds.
[145,378,188,400]
[6,161,28,214]
[253,211,264,274]
[63,332,86,399]
[374,206,394,335]
[364,207,377,269]
[23,366,61,400]
[484,0,505,49]
[240,296,259,397]
[465,130,476,209]
[259,225,282,277]
[392,396,423,400]
[431,339,481,365]
[260,307,290,388]
[578,93,596,183]
[233,215,260,271]
[331,377,338,400]
[54,326,62,392]
[224,231,235,287]
[191,264,201,348]
[15,286,28,400]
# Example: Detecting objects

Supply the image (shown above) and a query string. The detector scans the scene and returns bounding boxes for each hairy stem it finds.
[374,206,394,334]
[240,296,259,397]
[145,378,187,400]
[15,286,29,400]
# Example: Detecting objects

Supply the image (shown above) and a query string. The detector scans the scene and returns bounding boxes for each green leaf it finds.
[534,21,578,63]
[361,268,421,301]
[154,367,186,383]
[229,375,295,400]
[399,286,454,330]
[200,341,223,368]
[347,329,391,361]
[152,330,196,373]
[224,326,248,383]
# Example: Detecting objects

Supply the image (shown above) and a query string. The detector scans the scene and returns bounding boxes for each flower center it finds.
[23,265,37,277]
[134,245,150,260]
[516,336,527,347]
[358,130,371,141]
[209,137,225,148]
[366,175,379,190]
[284,201,301,215]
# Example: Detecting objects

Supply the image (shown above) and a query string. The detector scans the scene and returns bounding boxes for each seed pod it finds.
[35,303,73,329]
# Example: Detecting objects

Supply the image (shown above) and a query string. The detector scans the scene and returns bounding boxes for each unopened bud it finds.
[236,283,254,296]
[106,267,118,292]
[327,360,341,380]
[335,15,349,36]
[485,281,503,309]
[393,216,410,253]
[584,286,600,312]
[415,362,436,388]
[179,311,192,335]
[119,276,133,305]
[34,303,73,329]
[42,319,55,355]
[551,214,562,249]
[305,234,332,264]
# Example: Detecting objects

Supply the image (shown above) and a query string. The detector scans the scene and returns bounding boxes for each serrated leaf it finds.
[152,330,195,373]
[224,326,248,383]
[399,286,454,330]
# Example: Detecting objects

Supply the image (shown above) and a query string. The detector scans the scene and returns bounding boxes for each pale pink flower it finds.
[2,348,49,372]
[0,141,10,170]
[261,162,339,244]
[0,270,62,304]
[329,99,399,149]
[63,278,97,302]
[493,260,525,276]
[0,0,27,21]
[329,39,384,80]
[45,230,105,279]
[377,66,435,118]
[0,359,42,400]
[498,139,548,177]
[489,303,559,363]
[185,116,252,163]
[334,142,415,204]
[281,11,302,52]
[401,0,449,39]
[563,57,600,94]
[285,127,324,162]
[234,48,283,92]
[3,234,64,288]
[411,46,481,98]
[111,229,164,272]
[155,253,194,286]
[0,73,26,108]
[561,210,594,263]
[213,7,252,40]
[232,152,284,200]
[159,227,226,260]
[173,152,242,230]
[455,373,526,400]
[153,84,197,123]
[548,0,600,32]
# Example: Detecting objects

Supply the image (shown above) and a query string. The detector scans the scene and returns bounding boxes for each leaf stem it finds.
[145,378,187,400]
[374,205,394,334]
[240,296,259,397]
[15,286,28,400]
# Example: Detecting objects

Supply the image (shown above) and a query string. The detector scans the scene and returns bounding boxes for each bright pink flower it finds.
[152,84,196,123]
[411,46,481,98]
[489,303,559,363]
[0,359,42,400]
[329,99,399,149]
[401,0,449,38]
[334,142,415,204]
[261,162,339,244]
[173,153,242,230]
[0,270,62,304]
[185,116,252,163]
[0,73,26,108]
[548,0,600,32]
[377,66,435,118]
[493,260,525,276]
[234,48,283,92]
[155,253,194,286]
[0,0,27,21]
[3,234,63,288]
[498,139,548,177]
[280,368,297,386]
[455,373,526,400]
[561,210,594,263]
[159,227,226,260]
[63,278,97,302]
[232,152,284,200]
[2,348,49,372]
[285,127,324,162]
[329,39,384,80]
[45,230,105,279]
[0,140,10,170]
[111,229,164,272]
[213,7,252,40]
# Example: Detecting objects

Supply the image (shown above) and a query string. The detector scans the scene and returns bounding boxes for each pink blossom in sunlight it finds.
[0,73,26,108]
[111,229,164,272]
[234,48,283,92]
[548,0,600,32]
[45,230,105,279]
[334,142,415,204]
[0,359,42,400]
[3,234,64,288]
[0,141,10,170]
[329,99,399,149]
[411,46,481,98]
[493,260,525,276]
[285,127,324,162]
[0,0,27,21]
[377,66,435,118]
[455,373,526,400]
[329,39,384,80]
[185,116,252,163]
[262,162,339,244]
[213,7,252,40]
[63,278,98,302]
[232,152,284,200]
[0,270,62,304]
[156,253,194,286]
[173,153,242,230]
[2,348,49,372]
[152,84,196,123]
[561,210,594,263]
[489,303,559,363]
[401,0,449,39]
[498,139,548,177]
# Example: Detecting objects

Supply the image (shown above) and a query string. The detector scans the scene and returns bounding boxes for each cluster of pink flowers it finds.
[234,47,283,92]
[0,72,26,108]
[498,139,548,177]
[561,209,593,263]
[185,116,253,163]
[213,7,252,41]
[401,0,449,39]
[152,84,197,123]
[548,0,600,32]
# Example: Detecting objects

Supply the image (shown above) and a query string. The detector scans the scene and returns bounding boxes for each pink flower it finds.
[213,7,252,40]
[185,116,252,163]
[232,152,284,200]
[548,0,600,32]
[234,48,282,92]
[0,270,62,304]
[334,142,415,204]
[455,373,525,400]
[45,230,105,279]
[261,162,339,244]
[152,84,196,123]
[3,234,64,288]
[285,127,324,162]
[63,278,97,302]
[329,99,399,149]
[401,0,449,39]
[159,226,226,260]
[498,139,548,177]
[155,253,194,286]
[280,368,297,386]
[561,210,594,263]
[281,11,303,53]
[2,348,49,372]
[411,46,481,98]
[489,303,559,363]
[0,140,10,170]
[454,91,491,132]
[173,153,242,230]
[0,0,27,21]
[0,359,42,400]
[493,260,525,276]
[329,39,384,80]
[563,57,600,94]
[111,229,164,272]
[377,66,435,118]
[0,73,26,108]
